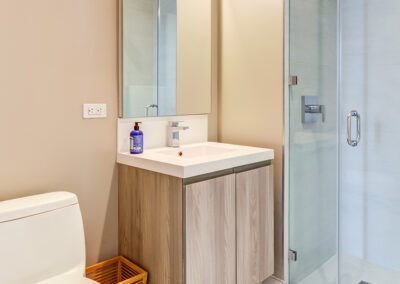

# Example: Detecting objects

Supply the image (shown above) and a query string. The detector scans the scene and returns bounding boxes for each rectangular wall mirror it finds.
[119,0,212,118]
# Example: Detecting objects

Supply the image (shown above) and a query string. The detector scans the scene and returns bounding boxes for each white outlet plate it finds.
[83,104,107,118]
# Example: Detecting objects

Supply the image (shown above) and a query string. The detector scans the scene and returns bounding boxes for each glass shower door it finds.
[339,0,400,283]
[290,0,400,283]
[288,0,339,283]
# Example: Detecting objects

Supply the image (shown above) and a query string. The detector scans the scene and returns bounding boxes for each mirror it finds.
[119,0,212,118]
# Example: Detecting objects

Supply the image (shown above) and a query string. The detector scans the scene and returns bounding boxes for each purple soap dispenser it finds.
[130,122,143,154]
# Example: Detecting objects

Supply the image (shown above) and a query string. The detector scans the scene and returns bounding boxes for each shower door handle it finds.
[347,110,360,147]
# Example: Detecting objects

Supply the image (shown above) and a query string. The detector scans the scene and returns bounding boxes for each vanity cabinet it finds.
[186,174,236,283]
[236,166,274,284]
[118,161,274,284]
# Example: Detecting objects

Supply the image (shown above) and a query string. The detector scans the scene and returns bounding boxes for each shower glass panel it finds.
[157,0,176,116]
[123,0,158,117]
[339,0,400,282]
[122,0,177,117]
[290,0,400,283]
[288,0,338,283]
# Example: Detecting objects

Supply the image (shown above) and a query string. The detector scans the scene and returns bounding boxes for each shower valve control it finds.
[302,96,325,123]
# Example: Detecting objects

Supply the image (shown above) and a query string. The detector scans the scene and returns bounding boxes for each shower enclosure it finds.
[288,0,400,283]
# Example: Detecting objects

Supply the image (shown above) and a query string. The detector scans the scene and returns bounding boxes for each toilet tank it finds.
[0,192,86,284]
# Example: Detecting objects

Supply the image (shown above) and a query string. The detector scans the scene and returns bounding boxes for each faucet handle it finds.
[167,121,189,147]
[169,121,184,127]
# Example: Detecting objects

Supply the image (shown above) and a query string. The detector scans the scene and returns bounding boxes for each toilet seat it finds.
[36,273,98,284]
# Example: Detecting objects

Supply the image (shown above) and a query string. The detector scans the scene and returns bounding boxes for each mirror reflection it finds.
[121,0,211,118]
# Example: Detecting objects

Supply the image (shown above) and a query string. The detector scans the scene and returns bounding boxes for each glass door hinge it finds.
[289,76,298,86]
[288,249,297,261]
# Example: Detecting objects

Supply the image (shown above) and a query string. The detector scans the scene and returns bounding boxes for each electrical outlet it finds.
[83,104,107,118]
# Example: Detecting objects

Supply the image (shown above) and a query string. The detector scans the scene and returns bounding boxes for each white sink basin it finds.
[156,144,236,159]
[117,142,274,178]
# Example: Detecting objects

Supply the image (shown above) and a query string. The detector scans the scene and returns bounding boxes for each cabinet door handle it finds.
[347,110,360,147]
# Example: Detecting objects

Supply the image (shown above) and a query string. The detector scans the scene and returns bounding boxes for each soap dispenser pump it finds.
[130,122,143,154]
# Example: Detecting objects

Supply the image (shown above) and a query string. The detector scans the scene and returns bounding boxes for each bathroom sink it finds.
[156,144,236,159]
[117,142,274,178]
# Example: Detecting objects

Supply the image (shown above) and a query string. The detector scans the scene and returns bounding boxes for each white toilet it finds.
[0,192,98,284]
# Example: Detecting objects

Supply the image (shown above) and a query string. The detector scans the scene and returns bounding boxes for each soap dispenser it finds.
[130,122,143,154]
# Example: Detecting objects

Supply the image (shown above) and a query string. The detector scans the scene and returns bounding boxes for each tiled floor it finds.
[298,253,400,284]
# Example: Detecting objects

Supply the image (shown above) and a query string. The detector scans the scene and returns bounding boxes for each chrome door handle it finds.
[347,110,360,147]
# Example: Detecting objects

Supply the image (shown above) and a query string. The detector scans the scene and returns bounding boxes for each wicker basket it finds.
[86,256,148,284]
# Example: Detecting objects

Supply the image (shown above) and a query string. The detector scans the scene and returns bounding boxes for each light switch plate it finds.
[83,104,107,118]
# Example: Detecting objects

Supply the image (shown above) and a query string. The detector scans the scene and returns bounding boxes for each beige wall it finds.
[217,0,284,278]
[208,0,219,142]
[0,0,118,265]
[177,0,212,116]
[0,0,284,274]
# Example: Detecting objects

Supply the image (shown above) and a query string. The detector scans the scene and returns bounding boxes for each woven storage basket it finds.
[86,256,148,284]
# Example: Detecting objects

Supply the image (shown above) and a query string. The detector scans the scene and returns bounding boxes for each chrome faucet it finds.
[167,121,189,147]
[144,104,158,117]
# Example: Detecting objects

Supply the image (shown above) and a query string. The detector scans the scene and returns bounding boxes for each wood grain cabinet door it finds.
[185,174,236,284]
[236,166,274,284]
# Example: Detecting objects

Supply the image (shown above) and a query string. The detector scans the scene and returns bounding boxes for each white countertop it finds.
[117,142,274,178]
